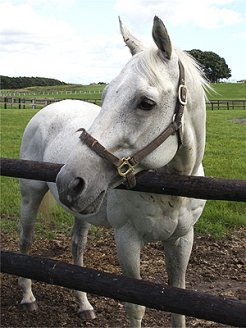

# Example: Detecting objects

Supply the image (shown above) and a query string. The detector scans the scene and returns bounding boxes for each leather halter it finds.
[78,60,187,189]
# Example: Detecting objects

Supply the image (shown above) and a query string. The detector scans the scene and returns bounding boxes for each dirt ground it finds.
[1,227,246,328]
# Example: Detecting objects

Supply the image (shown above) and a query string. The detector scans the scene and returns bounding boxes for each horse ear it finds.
[152,16,172,60]
[119,17,144,56]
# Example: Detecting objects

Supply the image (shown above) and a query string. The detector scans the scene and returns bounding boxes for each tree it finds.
[0,76,67,89]
[187,49,231,82]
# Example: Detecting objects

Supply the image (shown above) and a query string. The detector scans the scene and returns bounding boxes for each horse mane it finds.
[175,48,212,98]
[134,47,211,99]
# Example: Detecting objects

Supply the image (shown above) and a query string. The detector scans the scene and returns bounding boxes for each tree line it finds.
[0,76,66,89]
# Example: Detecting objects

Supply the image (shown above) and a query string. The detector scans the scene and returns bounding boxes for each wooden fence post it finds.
[32,99,36,110]
[4,97,7,109]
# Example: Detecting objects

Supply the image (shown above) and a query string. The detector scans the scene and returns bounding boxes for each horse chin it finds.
[79,190,106,215]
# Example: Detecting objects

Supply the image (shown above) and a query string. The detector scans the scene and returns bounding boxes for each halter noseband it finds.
[78,60,187,189]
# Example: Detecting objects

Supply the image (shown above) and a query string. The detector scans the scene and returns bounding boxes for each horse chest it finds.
[107,190,195,242]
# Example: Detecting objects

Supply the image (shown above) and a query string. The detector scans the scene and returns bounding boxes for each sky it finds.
[0,0,245,84]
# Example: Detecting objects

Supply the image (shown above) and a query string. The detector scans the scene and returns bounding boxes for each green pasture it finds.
[1,105,245,239]
[1,82,246,101]
[0,83,105,102]
[208,83,246,100]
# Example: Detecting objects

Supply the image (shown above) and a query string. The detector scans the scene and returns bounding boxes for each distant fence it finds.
[206,100,246,110]
[0,89,103,97]
[1,96,245,110]
[0,96,101,109]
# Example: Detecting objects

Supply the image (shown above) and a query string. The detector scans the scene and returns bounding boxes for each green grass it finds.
[195,110,246,237]
[208,83,246,100]
[1,105,245,239]
[204,111,246,178]
[0,109,73,239]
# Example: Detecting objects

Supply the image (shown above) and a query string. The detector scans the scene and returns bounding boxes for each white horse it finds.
[19,17,208,327]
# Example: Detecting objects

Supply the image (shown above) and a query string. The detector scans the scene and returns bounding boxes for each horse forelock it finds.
[133,48,167,90]
[132,47,211,101]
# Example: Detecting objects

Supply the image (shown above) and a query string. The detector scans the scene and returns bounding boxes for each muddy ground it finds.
[1,227,245,327]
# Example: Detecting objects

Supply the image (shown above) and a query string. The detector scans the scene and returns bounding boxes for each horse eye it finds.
[138,98,156,111]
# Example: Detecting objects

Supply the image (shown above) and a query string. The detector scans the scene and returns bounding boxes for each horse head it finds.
[56,16,207,215]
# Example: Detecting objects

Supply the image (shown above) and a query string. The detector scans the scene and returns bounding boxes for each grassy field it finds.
[1,82,245,112]
[1,82,246,101]
[1,104,245,239]
[208,83,246,100]
[1,82,246,238]
[0,83,105,102]
[196,110,246,236]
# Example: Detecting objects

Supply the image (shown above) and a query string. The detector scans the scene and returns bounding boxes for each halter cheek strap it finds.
[78,60,187,189]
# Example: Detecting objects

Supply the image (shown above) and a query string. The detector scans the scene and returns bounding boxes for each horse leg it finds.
[114,224,145,328]
[18,179,48,311]
[163,227,194,328]
[71,218,95,320]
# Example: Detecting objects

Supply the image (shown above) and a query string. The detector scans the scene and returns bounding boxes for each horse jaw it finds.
[79,190,106,215]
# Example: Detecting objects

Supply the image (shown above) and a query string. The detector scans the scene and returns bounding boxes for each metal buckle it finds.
[178,84,187,105]
[117,157,135,177]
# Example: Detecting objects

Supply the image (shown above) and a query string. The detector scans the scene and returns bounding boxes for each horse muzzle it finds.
[56,167,106,215]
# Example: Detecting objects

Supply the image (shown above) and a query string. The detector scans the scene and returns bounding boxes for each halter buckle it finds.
[117,157,135,177]
[178,84,187,106]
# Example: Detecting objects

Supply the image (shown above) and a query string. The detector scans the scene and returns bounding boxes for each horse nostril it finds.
[68,177,85,200]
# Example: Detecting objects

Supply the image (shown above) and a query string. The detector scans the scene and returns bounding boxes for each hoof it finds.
[78,309,96,321]
[20,301,38,312]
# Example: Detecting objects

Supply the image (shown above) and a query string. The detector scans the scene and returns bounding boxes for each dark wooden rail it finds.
[1,158,246,202]
[206,99,246,110]
[1,251,246,327]
[1,96,245,110]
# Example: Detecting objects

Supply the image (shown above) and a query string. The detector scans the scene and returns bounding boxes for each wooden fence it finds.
[1,251,246,327]
[0,96,101,109]
[1,157,246,326]
[1,96,245,110]
[0,90,103,97]
[1,158,246,202]
[206,99,246,110]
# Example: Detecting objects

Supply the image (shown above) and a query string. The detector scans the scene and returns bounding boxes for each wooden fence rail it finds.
[1,159,246,326]
[1,158,246,202]
[1,251,246,327]
[1,96,245,110]
[0,96,101,109]
[206,99,246,110]
[0,90,103,97]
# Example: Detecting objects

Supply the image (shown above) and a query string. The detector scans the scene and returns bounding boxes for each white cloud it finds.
[0,0,245,83]
[0,2,79,52]
[0,1,129,83]
[115,0,243,29]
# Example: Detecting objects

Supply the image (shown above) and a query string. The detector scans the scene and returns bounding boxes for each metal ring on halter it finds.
[178,84,187,106]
